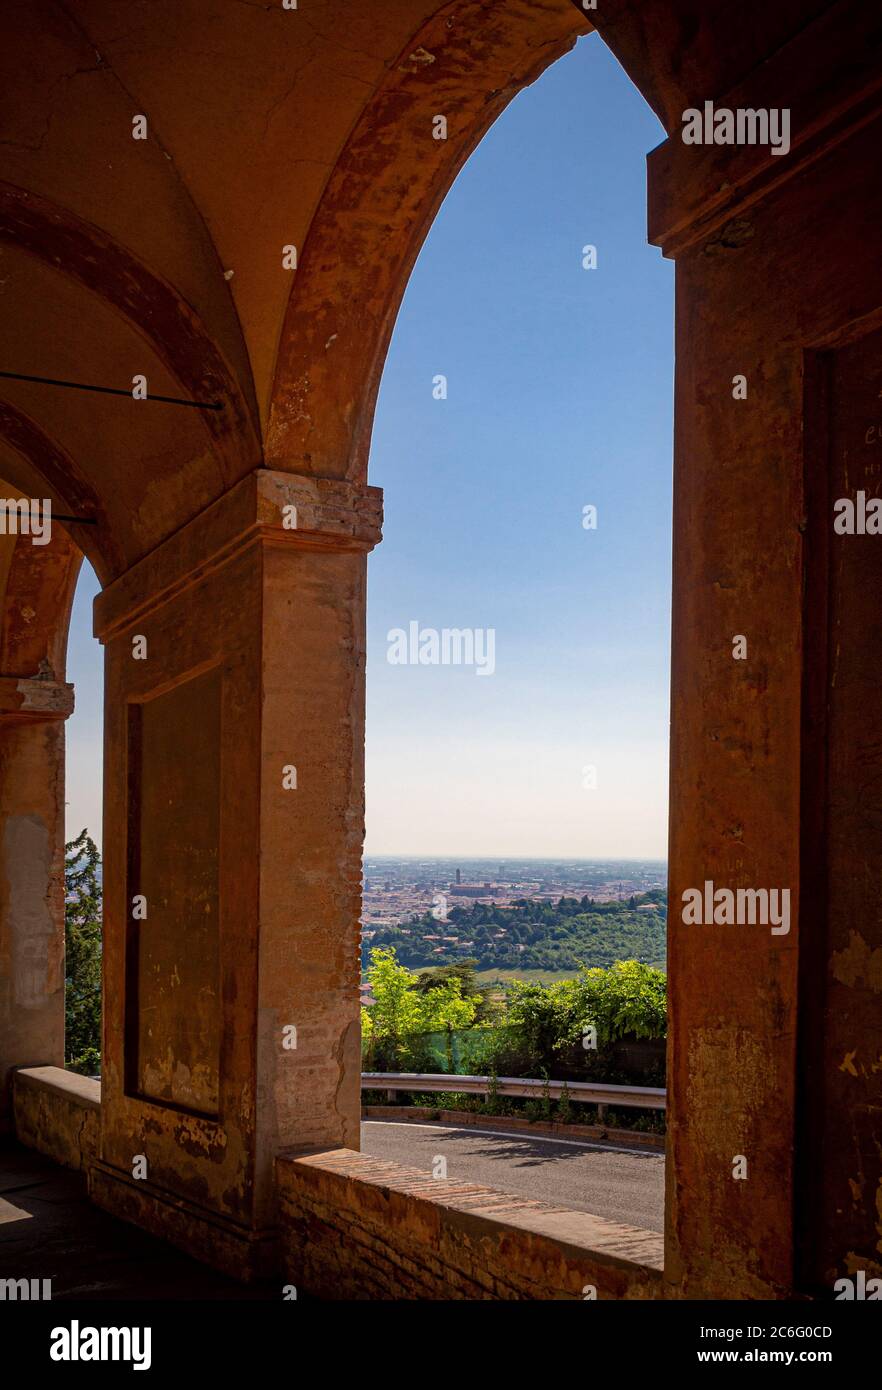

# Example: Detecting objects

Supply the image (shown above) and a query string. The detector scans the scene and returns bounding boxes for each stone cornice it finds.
[647,0,882,257]
[0,675,74,722]
[93,468,383,644]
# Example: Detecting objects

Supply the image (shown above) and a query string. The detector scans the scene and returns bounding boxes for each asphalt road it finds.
[360,1120,664,1232]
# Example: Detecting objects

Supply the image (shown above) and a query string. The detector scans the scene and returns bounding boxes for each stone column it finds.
[0,678,74,1131]
[89,469,382,1277]
[648,6,882,1298]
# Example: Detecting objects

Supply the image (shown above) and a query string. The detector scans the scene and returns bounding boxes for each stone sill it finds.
[15,1065,101,1107]
[13,1066,101,1171]
[277,1146,663,1300]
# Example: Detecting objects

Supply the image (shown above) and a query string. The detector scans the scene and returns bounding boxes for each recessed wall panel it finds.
[126,666,221,1116]
[799,326,882,1287]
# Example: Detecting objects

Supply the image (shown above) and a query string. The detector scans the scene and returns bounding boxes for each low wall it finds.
[12,1065,100,1172]
[276,1147,663,1300]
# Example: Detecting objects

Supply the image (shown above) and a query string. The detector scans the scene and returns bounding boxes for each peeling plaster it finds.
[832,931,882,993]
[4,813,56,1009]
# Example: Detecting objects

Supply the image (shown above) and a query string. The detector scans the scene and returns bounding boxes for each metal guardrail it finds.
[362,1072,666,1111]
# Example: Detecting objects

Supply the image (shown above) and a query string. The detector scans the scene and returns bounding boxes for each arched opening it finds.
[62,560,103,1077]
[360,30,671,1228]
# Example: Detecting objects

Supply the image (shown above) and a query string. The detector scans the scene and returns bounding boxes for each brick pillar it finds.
[0,678,74,1130]
[89,469,382,1277]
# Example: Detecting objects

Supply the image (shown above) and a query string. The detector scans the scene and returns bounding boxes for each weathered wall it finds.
[796,287,882,1292]
[277,1148,663,1300]
[12,1065,100,1171]
[0,522,78,1131]
[0,735,63,1031]
[0,731,66,1131]
[90,470,381,1277]
[649,5,882,1297]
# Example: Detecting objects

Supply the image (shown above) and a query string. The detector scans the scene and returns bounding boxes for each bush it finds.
[557,1080,573,1125]
[360,948,668,1117]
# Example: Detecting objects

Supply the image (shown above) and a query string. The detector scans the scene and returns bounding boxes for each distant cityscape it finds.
[361,857,666,938]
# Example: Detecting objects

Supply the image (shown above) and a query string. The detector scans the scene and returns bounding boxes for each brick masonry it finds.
[276,1147,663,1300]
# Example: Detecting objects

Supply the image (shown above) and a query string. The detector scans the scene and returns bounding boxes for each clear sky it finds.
[64,32,673,859]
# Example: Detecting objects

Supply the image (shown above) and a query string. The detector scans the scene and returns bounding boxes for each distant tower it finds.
[456,868,461,885]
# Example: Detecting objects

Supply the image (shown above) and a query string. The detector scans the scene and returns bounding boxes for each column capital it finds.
[0,675,74,723]
[94,468,383,644]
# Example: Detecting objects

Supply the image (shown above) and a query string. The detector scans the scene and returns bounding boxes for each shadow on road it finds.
[402,1124,662,1168]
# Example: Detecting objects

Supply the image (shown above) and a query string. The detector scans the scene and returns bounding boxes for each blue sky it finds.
[65,32,673,858]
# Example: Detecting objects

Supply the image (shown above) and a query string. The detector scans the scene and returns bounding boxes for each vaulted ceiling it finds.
[0,0,835,589]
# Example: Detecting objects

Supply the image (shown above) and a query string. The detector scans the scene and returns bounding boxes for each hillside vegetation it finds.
[363,890,666,974]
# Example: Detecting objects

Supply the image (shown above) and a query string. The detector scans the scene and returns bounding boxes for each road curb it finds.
[362,1104,666,1152]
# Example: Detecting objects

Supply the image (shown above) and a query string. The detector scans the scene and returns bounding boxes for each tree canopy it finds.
[64,829,102,1075]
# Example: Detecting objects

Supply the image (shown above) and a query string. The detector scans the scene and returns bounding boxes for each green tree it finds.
[568,959,667,1043]
[487,960,667,1076]
[415,959,498,1023]
[363,946,478,1070]
[416,961,470,996]
[64,830,102,1075]
[419,977,477,1033]
[365,947,425,1047]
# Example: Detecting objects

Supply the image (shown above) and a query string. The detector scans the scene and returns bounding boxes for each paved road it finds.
[360,1120,664,1232]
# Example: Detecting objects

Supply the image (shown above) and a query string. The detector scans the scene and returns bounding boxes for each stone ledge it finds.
[94,468,383,643]
[647,0,882,256]
[13,1066,100,1171]
[277,1146,663,1300]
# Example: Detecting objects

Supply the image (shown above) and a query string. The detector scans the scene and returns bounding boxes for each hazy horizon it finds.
[362,854,667,864]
